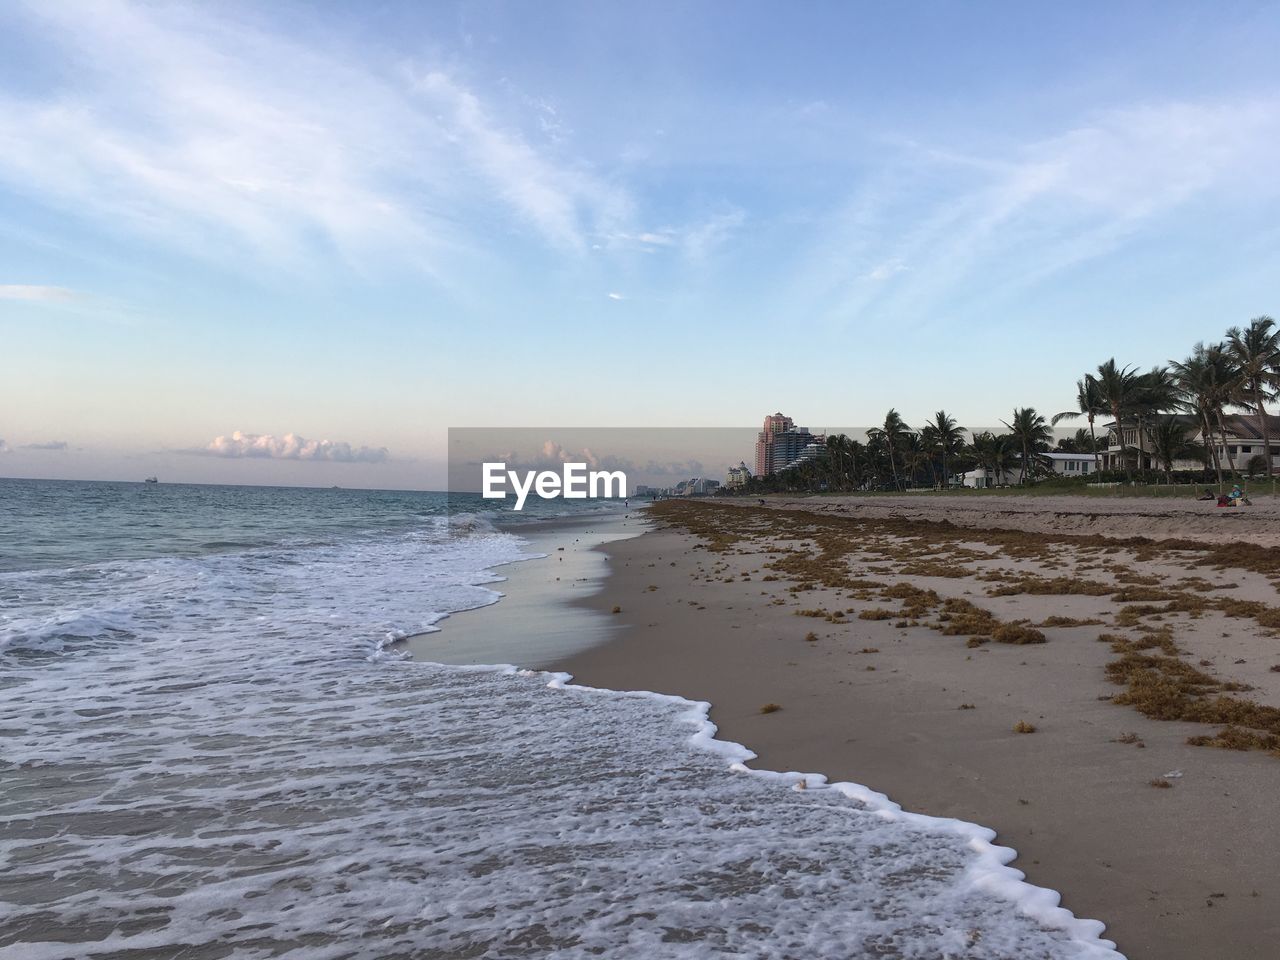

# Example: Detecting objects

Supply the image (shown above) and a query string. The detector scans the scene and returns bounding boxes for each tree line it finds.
[733,315,1278,493]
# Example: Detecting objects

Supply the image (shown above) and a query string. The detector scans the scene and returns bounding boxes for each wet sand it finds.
[555,498,1280,960]
[407,510,647,667]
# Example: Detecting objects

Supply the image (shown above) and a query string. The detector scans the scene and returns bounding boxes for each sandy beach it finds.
[407,511,642,667]
[555,495,1280,960]
[746,491,1280,546]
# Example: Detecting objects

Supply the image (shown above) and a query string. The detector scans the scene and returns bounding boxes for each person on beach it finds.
[1217,484,1252,507]
[1198,488,1215,500]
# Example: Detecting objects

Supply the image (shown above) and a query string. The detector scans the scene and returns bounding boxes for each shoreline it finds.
[553,498,1280,960]
[540,666,1120,957]
[415,503,1122,955]
[406,509,647,668]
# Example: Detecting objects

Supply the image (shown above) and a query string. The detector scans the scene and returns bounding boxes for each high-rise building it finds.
[755,412,824,476]
[754,413,794,476]
[771,431,825,473]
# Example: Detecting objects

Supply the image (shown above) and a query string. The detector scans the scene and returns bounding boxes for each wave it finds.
[543,670,1120,957]
[0,518,1120,958]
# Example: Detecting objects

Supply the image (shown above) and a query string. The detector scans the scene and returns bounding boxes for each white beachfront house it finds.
[1044,451,1099,477]
[1100,414,1280,474]
[960,452,1097,488]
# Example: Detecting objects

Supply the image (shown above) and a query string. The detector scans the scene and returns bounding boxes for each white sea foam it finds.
[0,520,1122,959]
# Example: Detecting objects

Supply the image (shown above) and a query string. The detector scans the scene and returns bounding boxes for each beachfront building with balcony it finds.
[1100,414,1280,474]
[776,436,827,472]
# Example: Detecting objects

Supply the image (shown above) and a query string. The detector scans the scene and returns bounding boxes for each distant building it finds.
[725,461,752,488]
[961,452,1097,488]
[777,438,826,472]
[670,477,721,497]
[1044,452,1097,477]
[634,484,654,496]
[754,413,794,476]
[755,412,825,476]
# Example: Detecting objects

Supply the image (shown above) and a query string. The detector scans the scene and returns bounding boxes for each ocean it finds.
[0,479,1118,958]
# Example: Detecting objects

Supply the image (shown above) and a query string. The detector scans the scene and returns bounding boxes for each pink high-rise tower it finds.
[755,412,794,477]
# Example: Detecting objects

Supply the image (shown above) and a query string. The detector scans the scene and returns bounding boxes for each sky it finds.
[2,0,1279,488]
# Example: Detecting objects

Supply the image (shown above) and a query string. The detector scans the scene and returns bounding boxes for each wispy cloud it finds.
[21,440,69,450]
[604,230,676,248]
[0,2,626,273]
[600,209,745,261]
[681,208,746,261]
[197,431,389,463]
[0,284,77,302]
[785,97,1280,329]
[863,259,907,282]
[410,70,625,252]
[607,292,625,301]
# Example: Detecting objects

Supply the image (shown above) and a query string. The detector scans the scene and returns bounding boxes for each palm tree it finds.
[1054,428,1095,454]
[1091,359,1142,481]
[824,434,864,491]
[989,433,1018,485]
[862,429,891,488]
[1149,417,1201,484]
[1002,407,1053,484]
[901,434,931,488]
[966,431,995,484]
[825,434,848,490]
[1128,366,1178,475]
[1170,343,1238,486]
[1225,316,1280,477]
[928,410,966,489]
[879,409,910,491]
[1052,377,1106,476]
[917,424,941,487]
[846,439,866,489]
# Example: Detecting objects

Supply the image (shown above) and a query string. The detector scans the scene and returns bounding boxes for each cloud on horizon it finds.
[198,431,389,463]
[0,438,10,454]
[21,440,69,450]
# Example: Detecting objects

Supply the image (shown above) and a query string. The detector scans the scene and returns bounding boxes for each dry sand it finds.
[751,491,1280,546]
[556,496,1280,960]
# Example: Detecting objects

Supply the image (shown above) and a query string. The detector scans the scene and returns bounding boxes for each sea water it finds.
[0,479,1120,958]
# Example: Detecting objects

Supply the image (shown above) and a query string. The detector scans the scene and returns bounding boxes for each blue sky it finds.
[2,1,1279,487]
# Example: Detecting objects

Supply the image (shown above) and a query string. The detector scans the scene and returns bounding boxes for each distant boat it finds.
[144,476,159,484]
